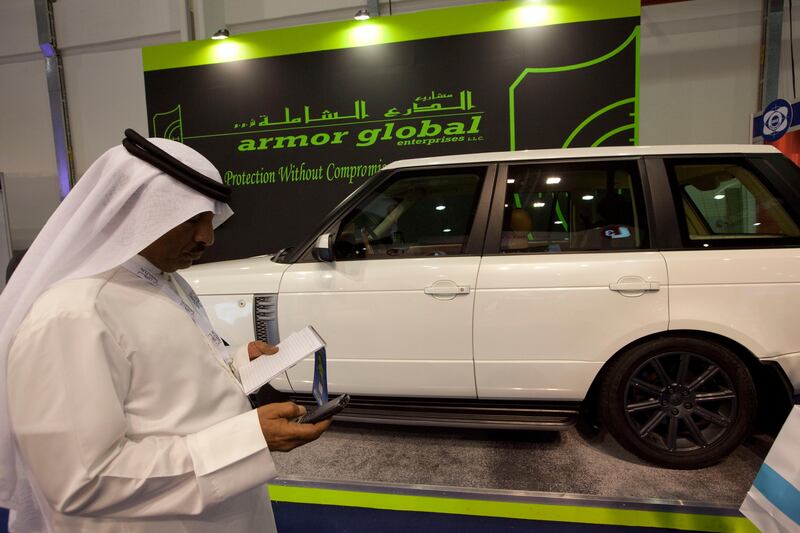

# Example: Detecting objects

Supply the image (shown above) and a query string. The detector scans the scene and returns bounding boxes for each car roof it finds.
[381,145,780,170]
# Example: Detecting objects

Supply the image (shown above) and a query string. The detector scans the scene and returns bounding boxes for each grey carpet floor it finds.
[272,422,768,505]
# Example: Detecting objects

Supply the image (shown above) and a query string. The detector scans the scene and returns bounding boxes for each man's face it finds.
[140,211,215,272]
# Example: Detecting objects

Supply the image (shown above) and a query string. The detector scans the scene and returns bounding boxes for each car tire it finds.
[599,337,756,469]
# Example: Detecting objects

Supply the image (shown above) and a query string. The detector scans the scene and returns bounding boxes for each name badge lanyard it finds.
[121,257,237,380]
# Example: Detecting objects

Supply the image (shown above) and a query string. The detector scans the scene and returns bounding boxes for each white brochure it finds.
[239,325,325,394]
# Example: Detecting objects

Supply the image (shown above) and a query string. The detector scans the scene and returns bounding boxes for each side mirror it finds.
[312,233,334,262]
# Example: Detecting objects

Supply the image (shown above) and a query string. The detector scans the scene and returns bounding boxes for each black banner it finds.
[144,17,639,262]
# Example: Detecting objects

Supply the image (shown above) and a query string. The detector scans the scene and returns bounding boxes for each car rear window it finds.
[666,157,800,248]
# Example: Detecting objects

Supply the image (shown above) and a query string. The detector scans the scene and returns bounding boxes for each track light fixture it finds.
[354,9,371,21]
[211,28,230,40]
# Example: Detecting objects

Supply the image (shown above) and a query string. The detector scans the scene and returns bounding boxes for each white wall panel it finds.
[0,60,60,249]
[0,0,40,56]
[53,0,183,49]
[225,0,362,23]
[778,0,800,105]
[639,0,762,145]
[0,62,55,176]
[62,49,149,175]
[224,0,488,33]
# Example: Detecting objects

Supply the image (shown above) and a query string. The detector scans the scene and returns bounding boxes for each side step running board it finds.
[289,394,579,431]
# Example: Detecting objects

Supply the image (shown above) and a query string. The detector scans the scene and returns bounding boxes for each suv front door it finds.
[280,165,495,397]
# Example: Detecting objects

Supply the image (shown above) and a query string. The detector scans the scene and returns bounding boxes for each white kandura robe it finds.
[7,266,278,532]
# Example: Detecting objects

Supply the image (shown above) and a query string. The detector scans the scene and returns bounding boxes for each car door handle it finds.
[424,285,470,296]
[609,280,660,292]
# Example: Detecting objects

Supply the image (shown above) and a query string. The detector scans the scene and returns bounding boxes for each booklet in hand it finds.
[238,325,325,394]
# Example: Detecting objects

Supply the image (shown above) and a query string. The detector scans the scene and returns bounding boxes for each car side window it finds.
[667,159,800,245]
[334,168,485,260]
[500,160,648,253]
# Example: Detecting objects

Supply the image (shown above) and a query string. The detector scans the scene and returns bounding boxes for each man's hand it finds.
[257,402,331,452]
[248,340,278,361]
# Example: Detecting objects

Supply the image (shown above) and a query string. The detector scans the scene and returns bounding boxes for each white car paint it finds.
[279,257,480,397]
[664,249,800,358]
[474,252,668,399]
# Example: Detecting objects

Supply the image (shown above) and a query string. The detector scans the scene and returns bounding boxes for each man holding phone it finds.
[0,131,330,532]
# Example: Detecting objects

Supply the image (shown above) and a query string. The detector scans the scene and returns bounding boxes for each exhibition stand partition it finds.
[268,478,756,532]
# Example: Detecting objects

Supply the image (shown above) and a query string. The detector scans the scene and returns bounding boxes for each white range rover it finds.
[188,145,800,469]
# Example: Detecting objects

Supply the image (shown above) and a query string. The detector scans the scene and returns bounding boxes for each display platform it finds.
[272,422,766,506]
[270,477,756,532]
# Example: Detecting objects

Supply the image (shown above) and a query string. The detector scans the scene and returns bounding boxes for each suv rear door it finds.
[474,157,669,400]
[280,165,495,397]
[656,154,800,360]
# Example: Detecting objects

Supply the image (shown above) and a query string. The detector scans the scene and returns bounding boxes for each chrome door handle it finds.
[609,280,660,292]
[424,285,470,296]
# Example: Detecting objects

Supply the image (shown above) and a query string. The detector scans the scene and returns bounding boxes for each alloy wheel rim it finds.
[623,351,738,453]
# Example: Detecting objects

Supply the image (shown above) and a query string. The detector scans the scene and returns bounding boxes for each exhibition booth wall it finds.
[0,0,797,254]
[1,2,799,530]
[141,1,640,259]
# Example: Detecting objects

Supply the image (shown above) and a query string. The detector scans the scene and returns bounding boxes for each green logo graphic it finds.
[508,26,640,150]
[151,104,184,142]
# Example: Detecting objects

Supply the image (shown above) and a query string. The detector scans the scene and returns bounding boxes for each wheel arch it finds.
[581,329,793,433]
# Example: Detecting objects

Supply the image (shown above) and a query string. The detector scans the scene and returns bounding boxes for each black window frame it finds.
[483,157,653,255]
[662,155,800,250]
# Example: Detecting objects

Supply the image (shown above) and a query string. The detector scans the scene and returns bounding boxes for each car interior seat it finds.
[501,208,534,251]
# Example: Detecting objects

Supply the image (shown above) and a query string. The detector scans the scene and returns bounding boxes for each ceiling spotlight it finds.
[354,8,371,20]
[211,28,230,40]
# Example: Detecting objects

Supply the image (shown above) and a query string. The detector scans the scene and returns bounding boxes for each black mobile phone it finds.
[295,394,350,424]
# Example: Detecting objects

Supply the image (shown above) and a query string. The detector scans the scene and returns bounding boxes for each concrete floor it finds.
[272,422,770,505]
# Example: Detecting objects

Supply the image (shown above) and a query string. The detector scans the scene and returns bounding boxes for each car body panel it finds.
[279,256,481,397]
[186,255,289,295]
[474,252,669,399]
[664,249,800,358]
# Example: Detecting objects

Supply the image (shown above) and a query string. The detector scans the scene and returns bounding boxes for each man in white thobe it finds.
[0,130,329,532]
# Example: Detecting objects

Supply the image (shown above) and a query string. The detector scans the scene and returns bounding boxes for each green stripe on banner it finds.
[143,0,639,71]
[268,485,758,532]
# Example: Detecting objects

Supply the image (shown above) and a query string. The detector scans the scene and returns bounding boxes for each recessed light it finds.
[507,178,515,184]
[554,221,563,225]
[533,202,545,208]
[714,194,725,200]
[546,177,561,185]
[435,205,446,211]
[582,195,594,201]
[443,228,452,233]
